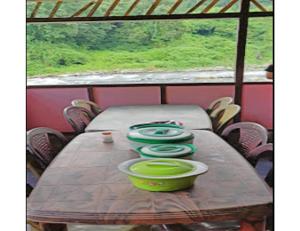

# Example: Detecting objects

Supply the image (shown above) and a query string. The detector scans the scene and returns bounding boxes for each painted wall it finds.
[27,88,89,132]
[166,85,235,108]
[92,87,161,110]
[26,83,273,132]
[241,84,273,129]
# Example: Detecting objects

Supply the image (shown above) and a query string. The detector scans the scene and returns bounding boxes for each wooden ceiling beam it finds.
[146,0,161,15]
[49,0,63,18]
[87,0,103,17]
[124,0,141,16]
[104,0,121,17]
[168,0,183,15]
[186,0,208,14]
[71,1,95,17]
[202,0,220,13]
[219,0,239,13]
[30,0,42,18]
[250,0,268,12]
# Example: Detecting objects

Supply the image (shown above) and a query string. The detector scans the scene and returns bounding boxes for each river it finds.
[27,70,271,86]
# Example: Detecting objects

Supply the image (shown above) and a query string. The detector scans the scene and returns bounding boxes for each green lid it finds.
[129,123,183,130]
[138,144,197,158]
[129,159,195,177]
[127,127,194,143]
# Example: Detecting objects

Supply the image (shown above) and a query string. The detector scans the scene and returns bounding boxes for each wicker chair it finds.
[27,127,68,170]
[221,122,268,158]
[64,106,95,134]
[207,97,233,118]
[71,99,102,117]
[212,104,241,134]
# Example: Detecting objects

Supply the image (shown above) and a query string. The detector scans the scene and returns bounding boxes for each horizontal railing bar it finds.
[26,81,272,89]
[27,12,273,23]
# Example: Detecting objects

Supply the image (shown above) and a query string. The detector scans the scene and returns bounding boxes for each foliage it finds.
[27,8,273,77]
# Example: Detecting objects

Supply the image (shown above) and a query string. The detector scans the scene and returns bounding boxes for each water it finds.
[27,70,271,86]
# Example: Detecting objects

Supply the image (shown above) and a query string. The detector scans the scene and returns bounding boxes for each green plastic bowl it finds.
[118,158,208,192]
[127,125,194,150]
[137,144,197,159]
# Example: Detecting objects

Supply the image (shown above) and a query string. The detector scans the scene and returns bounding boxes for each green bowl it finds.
[118,158,208,192]
[137,144,197,159]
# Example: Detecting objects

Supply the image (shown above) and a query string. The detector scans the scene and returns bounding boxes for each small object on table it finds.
[101,131,113,143]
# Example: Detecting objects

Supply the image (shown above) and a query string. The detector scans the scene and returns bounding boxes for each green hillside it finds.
[27,2,273,77]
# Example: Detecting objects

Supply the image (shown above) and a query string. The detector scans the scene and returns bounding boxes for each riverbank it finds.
[27,69,271,86]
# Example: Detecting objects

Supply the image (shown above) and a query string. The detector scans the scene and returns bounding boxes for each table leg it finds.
[240,217,266,231]
[40,223,67,231]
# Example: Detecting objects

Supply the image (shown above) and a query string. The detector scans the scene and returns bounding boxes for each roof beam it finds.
[168,0,183,15]
[30,0,42,18]
[202,0,220,13]
[71,1,95,17]
[146,0,161,15]
[87,0,103,17]
[219,0,239,13]
[250,0,268,12]
[124,0,141,16]
[104,0,121,17]
[49,0,63,18]
[186,0,208,14]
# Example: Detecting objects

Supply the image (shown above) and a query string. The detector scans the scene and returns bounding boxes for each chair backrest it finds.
[64,106,94,134]
[71,99,102,117]
[213,104,241,134]
[250,143,273,186]
[27,127,68,170]
[221,122,268,156]
[207,97,233,118]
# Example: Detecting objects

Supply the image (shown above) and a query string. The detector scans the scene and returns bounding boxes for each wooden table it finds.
[85,105,212,132]
[27,130,272,230]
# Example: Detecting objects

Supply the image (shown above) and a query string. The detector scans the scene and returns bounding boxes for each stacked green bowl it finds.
[118,158,208,192]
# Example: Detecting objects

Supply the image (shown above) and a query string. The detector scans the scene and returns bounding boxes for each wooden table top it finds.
[85,105,212,132]
[27,130,272,225]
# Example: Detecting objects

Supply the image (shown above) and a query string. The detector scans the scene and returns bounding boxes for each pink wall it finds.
[92,87,161,109]
[27,88,89,132]
[166,85,235,108]
[241,84,273,129]
[26,84,273,132]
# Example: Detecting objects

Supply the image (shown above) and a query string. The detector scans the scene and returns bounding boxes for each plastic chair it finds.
[207,97,233,118]
[249,143,273,186]
[221,122,268,157]
[212,104,241,134]
[71,99,102,117]
[27,127,68,170]
[64,106,95,134]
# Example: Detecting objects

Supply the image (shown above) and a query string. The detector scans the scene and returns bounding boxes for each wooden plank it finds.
[124,0,141,16]
[234,0,251,120]
[250,0,268,12]
[219,0,239,13]
[146,0,161,15]
[104,0,121,17]
[186,0,208,14]
[27,12,273,24]
[71,1,95,17]
[30,0,42,18]
[202,0,219,13]
[168,0,183,15]
[87,0,103,17]
[49,0,62,18]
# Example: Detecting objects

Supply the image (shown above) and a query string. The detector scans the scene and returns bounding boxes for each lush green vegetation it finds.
[27,1,273,77]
